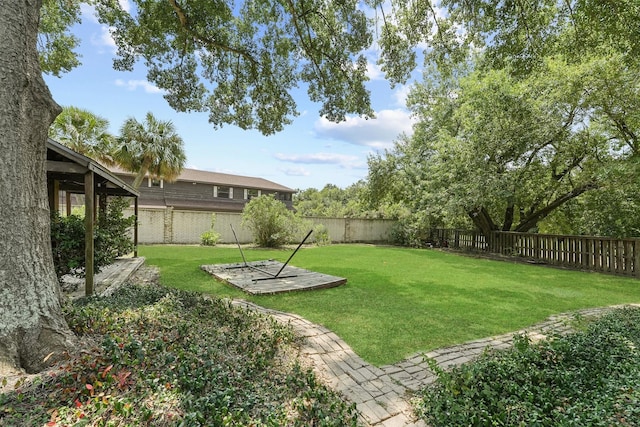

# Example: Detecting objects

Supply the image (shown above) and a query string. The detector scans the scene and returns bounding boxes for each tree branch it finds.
[168,0,259,67]
[514,182,598,232]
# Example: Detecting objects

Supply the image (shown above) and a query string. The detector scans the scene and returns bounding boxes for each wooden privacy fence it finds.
[431,229,640,278]
[493,232,640,278]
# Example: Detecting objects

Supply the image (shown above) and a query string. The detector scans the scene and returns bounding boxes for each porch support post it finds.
[84,171,95,296]
[134,197,139,257]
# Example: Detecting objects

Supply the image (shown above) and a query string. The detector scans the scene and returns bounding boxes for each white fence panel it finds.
[172,210,213,244]
[348,218,394,242]
[305,217,395,243]
[131,208,164,244]
[131,208,396,244]
[307,217,347,242]
[212,213,252,243]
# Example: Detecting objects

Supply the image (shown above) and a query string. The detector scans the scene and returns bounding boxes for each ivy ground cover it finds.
[0,283,358,426]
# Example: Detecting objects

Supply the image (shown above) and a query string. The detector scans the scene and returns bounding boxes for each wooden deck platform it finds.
[201,260,347,295]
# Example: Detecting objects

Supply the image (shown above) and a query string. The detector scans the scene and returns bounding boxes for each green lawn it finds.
[139,244,640,366]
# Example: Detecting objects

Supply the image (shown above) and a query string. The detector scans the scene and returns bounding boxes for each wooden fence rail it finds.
[431,229,640,278]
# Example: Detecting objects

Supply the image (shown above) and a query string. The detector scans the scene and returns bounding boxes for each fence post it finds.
[164,206,174,244]
[344,218,351,243]
[634,240,640,278]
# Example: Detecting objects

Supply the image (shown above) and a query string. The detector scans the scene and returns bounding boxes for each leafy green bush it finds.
[51,212,86,277]
[313,223,331,246]
[390,213,435,247]
[242,194,302,247]
[50,196,135,278]
[200,214,221,246]
[0,282,359,426]
[95,196,135,266]
[415,307,640,426]
[200,230,221,246]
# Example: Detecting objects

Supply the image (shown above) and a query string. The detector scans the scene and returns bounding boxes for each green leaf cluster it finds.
[38,0,82,76]
[115,111,187,188]
[294,182,407,219]
[416,307,640,426]
[50,196,135,280]
[242,194,303,247]
[49,106,117,164]
[92,0,376,135]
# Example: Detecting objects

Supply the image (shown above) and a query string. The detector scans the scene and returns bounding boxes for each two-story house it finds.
[110,167,295,212]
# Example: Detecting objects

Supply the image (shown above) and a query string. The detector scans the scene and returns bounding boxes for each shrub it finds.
[415,307,640,426]
[242,194,301,247]
[50,196,135,279]
[313,223,331,246]
[390,213,434,247]
[95,197,136,266]
[200,214,221,246]
[51,212,86,278]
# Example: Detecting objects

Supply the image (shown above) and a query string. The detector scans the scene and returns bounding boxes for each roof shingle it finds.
[109,166,295,193]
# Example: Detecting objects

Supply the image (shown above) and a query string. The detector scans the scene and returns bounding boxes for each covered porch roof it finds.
[46,138,139,297]
[47,139,139,198]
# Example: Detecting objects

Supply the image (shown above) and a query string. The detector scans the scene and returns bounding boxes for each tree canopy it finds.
[294,182,406,219]
[38,0,82,76]
[49,106,117,163]
[115,112,186,188]
[93,0,378,135]
[365,1,640,238]
[368,50,639,236]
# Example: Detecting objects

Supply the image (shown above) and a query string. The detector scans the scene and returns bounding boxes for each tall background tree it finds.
[293,182,406,219]
[115,112,186,189]
[366,1,640,239]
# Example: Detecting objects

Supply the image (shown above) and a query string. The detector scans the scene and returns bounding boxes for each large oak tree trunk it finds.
[0,0,75,375]
[468,206,499,251]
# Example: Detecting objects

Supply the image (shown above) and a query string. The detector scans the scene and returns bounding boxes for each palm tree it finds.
[116,112,186,189]
[49,106,117,163]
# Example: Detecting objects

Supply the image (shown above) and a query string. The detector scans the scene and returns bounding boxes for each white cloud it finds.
[119,0,131,12]
[90,25,117,53]
[80,4,99,23]
[392,84,412,108]
[314,109,415,150]
[275,153,366,169]
[280,166,311,177]
[366,61,384,81]
[86,0,131,51]
[115,79,164,94]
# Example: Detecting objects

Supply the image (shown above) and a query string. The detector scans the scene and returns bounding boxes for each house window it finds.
[148,178,163,188]
[214,186,230,198]
[245,189,260,200]
[273,192,291,201]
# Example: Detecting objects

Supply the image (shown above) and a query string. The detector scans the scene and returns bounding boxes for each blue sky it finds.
[43,3,417,190]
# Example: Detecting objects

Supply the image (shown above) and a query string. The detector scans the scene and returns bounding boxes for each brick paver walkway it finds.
[233,300,640,427]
